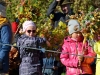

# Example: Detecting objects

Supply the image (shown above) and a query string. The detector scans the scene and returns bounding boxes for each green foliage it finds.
[5,0,100,49]
[71,0,100,14]
[6,0,20,22]
[6,0,53,23]
[6,0,100,22]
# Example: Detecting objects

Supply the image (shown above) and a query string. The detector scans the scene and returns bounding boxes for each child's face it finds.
[71,32,84,42]
[46,53,51,58]
[25,26,36,37]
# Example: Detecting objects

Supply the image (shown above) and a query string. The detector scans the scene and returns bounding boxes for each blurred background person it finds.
[0,1,12,74]
[47,0,74,28]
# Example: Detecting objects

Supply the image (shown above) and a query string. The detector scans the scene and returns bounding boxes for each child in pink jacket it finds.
[60,19,96,75]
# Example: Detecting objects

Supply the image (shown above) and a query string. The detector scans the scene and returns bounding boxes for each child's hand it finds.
[78,56,83,61]
[41,48,46,53]
[46,40,51,47]
[78,55,84,66]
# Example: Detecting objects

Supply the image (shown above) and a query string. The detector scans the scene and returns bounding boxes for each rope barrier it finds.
[0,43,99,59]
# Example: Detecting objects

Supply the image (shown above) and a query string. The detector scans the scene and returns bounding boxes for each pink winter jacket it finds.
[60,37,96,75]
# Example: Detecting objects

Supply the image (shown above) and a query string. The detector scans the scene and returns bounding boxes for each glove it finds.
[41,48,46,53]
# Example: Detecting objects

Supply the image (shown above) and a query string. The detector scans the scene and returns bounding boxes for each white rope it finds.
[0,43,99,59]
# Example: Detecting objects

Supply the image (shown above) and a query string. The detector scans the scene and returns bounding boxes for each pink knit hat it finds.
[22,20,36,32]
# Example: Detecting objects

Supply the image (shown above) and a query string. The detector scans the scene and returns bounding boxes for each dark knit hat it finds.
[0,1,6,17]
[60,0,73,6]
